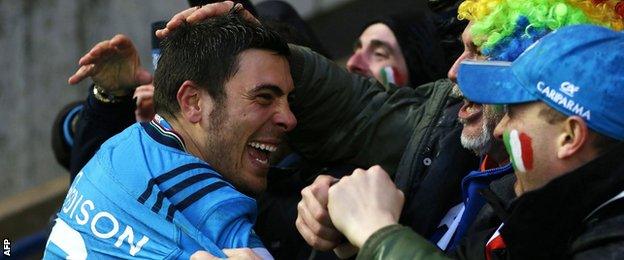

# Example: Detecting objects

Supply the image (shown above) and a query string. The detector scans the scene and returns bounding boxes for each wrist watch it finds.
[92,84,130,103]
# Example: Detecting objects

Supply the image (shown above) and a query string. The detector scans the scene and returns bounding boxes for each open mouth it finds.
[247,141,278,167]
[458,100,484,123]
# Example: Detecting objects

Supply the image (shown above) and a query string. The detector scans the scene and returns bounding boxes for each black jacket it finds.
[398,102,479,238]
[50,85,136,180]
[494,144,624,259]
[360,144,624,260]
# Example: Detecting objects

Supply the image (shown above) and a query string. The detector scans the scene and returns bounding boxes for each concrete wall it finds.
[0,0,188,198]
[0,0,357,199]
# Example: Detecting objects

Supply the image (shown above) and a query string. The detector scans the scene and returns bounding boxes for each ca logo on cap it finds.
[559,82,580,97]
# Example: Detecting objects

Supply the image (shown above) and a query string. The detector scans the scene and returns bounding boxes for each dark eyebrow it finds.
[251,84,285,97]
[368,39,394,55]
[353,39,363,51]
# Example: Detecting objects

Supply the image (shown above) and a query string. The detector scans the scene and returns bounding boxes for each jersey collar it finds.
[141,114,187,152]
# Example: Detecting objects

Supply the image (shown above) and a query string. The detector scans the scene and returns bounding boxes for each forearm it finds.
[287,45,429,175]
[357,225,450,260]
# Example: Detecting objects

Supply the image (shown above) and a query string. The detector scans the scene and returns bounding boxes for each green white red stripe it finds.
[503,129,533,172]
[380,66,406,86]
[380,66,397,86]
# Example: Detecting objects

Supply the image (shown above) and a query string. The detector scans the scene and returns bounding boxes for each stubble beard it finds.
[202,103,240,189]
[460,106,504,156]
[460,121,493,156]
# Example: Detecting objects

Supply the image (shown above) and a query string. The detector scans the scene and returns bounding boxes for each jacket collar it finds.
[479,154,508,171]
[499,143,624,258]
[141,114,187,152]
[463,162,513,202]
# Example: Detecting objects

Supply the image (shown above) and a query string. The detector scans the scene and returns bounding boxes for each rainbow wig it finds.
[458,0,624,61]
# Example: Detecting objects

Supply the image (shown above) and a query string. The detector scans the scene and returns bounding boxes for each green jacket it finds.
[256,45,469,258]
[287,45,458,178]
[358,225,450,260]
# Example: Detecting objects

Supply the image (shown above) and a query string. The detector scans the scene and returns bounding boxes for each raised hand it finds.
[156,1,259,39]
[134,84,155,122]
[68,34,152,96]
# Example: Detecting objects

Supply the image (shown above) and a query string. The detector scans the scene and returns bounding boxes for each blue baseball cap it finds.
[457,24,624,141]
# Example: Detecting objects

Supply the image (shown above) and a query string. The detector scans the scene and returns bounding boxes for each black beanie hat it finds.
[187,0,258,16]
[256,0,332,59]
[365,10,449,87]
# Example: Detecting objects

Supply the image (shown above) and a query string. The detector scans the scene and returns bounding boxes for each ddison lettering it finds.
[60,172,150,256]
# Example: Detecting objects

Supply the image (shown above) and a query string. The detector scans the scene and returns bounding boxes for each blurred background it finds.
[0,0,439,258]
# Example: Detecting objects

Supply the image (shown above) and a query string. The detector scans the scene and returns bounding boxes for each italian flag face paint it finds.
[503,129,534,172]
[380,66,405,86]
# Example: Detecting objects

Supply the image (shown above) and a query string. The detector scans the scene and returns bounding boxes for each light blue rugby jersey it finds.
[44,115,267,259]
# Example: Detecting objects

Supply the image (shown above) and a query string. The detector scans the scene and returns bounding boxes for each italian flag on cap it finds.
[503,129,533,172]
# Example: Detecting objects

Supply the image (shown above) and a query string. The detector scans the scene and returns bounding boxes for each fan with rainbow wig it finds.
[457,0,624,61]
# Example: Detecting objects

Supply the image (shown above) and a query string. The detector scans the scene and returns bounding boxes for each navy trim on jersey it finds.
[141,121,185,151]
[166,204,177,221]
[138,163,219,204]
[151,172,225,214]
[137,162,228,223]
[140,114,189,152]
[46,116,265,258]
[177,182,229,211]
[137,115,234,225]
[152,191,166,213]
[164,173,224,198]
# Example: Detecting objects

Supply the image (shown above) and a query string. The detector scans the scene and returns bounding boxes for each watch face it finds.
[93,86,110,103]
[93,85,118,103]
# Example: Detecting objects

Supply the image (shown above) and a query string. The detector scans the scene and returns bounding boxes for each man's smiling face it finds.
[198,49,296,195]
[450,23,505,156]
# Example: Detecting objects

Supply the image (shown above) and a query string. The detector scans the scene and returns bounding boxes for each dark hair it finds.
[153,13,289,118]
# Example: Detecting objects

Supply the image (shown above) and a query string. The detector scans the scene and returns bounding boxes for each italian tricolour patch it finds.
[503,129,533,172]
[380,66,405,86]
